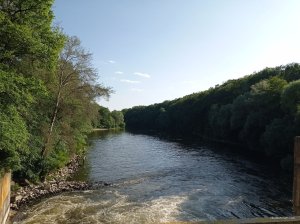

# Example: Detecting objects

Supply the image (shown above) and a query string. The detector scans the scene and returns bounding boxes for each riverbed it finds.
[17,130,292,223]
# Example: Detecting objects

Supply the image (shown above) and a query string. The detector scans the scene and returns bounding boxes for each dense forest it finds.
[0,0,115,181]
[124,64,300,170]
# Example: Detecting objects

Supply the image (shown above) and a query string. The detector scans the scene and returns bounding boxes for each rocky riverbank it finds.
[10,156,111,211]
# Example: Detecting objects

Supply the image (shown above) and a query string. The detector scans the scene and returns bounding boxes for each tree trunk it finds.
[41,88,61,157]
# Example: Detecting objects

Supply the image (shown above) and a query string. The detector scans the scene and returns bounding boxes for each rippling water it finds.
[18,130,293,223]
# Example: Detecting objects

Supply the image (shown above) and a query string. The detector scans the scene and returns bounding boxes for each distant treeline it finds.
[0,1,111,181]
[94,106,125,129]
[123,64,300,169]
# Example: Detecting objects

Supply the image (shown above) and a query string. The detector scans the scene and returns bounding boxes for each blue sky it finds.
[53,0,300,110]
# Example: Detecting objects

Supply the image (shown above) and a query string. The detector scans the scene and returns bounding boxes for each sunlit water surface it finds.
[17,130,292,223]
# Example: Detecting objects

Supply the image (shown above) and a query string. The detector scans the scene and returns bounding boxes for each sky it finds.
[52,0,300,110]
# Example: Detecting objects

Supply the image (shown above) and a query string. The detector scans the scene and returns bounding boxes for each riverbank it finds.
[10,156,83,210]
[9,155,111,223]
[93,128,109,131]
[93,128,125,131]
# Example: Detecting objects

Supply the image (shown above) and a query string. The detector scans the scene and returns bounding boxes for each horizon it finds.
[53,0,300,110]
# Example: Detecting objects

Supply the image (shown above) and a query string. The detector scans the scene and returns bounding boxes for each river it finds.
[18,130,292,223]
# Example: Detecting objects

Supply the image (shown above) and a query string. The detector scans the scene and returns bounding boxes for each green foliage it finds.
[39,35,112,176]
[95,106,125,129]
[0,71,46,171]
[42,141,69,174]
[281,80,300,116]
[208,104,232,139]
[155,108,171,131]
[262,118,294,157]
[280,63,300,82]
[111,111,125,128]
[0,105,29,170]
[124,64,300,169]
[0,0,65,71]
[0,0,65,179]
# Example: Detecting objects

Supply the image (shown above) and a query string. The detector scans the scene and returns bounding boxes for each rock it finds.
[15,195,23,202]
[10,155,111,211]
[24,179,33,187]
[44,183,51,191]
[11,203,18,210]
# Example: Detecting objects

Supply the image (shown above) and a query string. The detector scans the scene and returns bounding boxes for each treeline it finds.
[124,64,300,169]
[94,106,125,129]
[0,0,111,181]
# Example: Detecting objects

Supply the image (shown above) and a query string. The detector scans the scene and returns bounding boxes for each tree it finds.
[262,118,294,157]
[0,0,64,177]
[96,106,125,129]
[111,111,125,128]
[155,108,170,131]
[42,36,112,157]
[281,80,300,117]
[97,106,113,128]
[0,71,46,171]
[0,0,64,72]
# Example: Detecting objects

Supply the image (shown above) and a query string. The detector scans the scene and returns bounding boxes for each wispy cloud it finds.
[108,60,116,64]
[115,71,124,74]
[130,88,143,92]
[120,79,140,84]
[134,72,151,78]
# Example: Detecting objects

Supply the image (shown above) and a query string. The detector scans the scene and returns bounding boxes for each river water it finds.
[18,130,292,223]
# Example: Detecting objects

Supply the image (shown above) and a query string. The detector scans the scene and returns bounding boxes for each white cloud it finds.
[115,71,124,74]
[134,72,151,78]
[120,79,140,84]
[108,60,116,64]
[130,88,143,92]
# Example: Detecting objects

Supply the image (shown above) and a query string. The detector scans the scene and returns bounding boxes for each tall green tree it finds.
[41,36,112,158]
[20,34,114,178]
